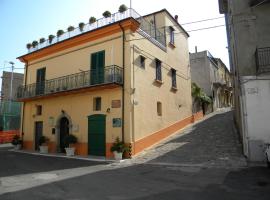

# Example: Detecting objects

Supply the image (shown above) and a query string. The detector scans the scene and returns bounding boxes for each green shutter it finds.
[91,51,105,85]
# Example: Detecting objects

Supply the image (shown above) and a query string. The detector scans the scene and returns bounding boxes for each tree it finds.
[191,82,212,113]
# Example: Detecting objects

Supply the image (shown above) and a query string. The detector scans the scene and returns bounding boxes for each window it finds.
[36,105,42,115]
[157,102,162,116]
[169,26,175,45]
[171,68,177,88]
[93,97,101,111]
[155,59,162,81]
[139,55,146,68]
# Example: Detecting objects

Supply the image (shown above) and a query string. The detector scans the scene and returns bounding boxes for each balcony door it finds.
[91,50,105,85]
[36,67,46,95]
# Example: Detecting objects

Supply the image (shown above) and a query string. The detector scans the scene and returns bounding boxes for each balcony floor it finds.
[18,83,122,102]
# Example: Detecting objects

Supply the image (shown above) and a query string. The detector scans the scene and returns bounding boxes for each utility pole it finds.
[8,61,14,112]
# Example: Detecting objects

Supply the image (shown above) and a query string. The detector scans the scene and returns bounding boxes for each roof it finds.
[143,9,189,37]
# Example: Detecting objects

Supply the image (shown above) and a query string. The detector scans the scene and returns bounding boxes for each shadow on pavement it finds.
[0,148,108,178]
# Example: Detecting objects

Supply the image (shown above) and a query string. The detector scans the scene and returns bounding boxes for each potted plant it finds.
[67,26,75,32]
[38,136,49,154]
[64,134,77,156]
[48,34,55,44]
[57,29,64,37]
[103,11,111,18]
[89,16,96,24]
[110,137,128,160]
[39,38,45,44]
[11,135,22,150]
[119,4,128,13]
[79,22,85,32]
[32,40,38,48]
[26,43,32,51]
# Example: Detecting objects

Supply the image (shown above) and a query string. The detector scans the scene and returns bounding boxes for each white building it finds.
[219,0,270,161]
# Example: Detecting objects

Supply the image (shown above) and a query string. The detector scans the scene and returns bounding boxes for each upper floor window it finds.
[139,55,146,69]
[169,26,175,45]
[157,101,162,116]
[171,68,177,88]
[36,105,42,115]
[93,97,101,111]
[155,59,162,81]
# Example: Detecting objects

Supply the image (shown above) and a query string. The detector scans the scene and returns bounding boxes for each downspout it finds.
[119,23,125,143]
[21,59,28,146]
[132,44,135,154]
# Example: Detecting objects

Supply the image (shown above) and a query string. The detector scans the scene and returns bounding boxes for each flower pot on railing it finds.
[32,40,38,49]
[79,22,85,32]
[48,35,55,44]
[26,43,32,52]
[119,4,128,13]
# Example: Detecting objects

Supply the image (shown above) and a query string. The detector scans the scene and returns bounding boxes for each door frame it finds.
[55,112,73,152]
[34,121,43,150]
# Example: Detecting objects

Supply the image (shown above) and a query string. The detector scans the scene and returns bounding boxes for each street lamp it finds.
[8,61,14,112]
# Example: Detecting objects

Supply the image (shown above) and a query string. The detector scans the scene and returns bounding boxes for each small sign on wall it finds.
[111,100,121,108]
[112,118,122,127]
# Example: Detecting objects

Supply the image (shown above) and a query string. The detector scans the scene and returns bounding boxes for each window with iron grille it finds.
[171,68,177,88]
[155,59,162,81]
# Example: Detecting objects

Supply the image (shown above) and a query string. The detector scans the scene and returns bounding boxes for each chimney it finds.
[195,46,198,53]
[174,15,178,22]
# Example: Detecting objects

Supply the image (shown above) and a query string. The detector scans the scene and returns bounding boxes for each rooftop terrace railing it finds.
[27,8,166,53]
[17,65,123,100]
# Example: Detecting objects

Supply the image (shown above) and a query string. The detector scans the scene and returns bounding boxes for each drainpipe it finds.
[119,23,125,143]
[21,59,28,145]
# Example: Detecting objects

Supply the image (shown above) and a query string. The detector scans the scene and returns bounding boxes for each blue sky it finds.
[0,0,227,76]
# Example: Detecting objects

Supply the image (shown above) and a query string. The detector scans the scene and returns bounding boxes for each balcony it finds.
[17,65,122,101]
[26,8,166,53]
[256,47,270,74]
[250,0,270,7]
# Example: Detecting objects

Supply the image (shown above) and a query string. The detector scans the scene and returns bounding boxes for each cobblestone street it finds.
[131,109,247,168]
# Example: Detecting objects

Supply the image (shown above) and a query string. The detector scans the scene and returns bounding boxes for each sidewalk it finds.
[0,143,12,148]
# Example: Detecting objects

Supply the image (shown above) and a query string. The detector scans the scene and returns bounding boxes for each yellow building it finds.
[214,58,233,108]
[17,9,196,158]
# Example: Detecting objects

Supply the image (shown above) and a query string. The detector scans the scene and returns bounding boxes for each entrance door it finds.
[36,68,46,95]
[35,121,43,150]
[91,51,105,85]
[88,114,106,156]
[59,117,69,153]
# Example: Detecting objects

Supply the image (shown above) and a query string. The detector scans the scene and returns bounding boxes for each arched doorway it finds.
[60,117,69,153]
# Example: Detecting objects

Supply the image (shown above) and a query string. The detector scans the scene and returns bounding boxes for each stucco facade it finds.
[219,0,270,161]
[190,50,232,113]
[17,9,194,158]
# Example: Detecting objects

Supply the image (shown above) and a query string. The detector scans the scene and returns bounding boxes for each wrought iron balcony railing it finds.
[256,47,270,73]
[27,8,166,53]
[17,65,122,99]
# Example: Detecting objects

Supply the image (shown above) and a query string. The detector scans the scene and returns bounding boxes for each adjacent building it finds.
[219,0,270,161]
[0,71,23,141]
[17,8,196,158]
[190,50,233,114]
[1,71,24,101]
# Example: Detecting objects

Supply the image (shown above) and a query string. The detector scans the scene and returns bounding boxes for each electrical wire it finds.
[181,16,224,25]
